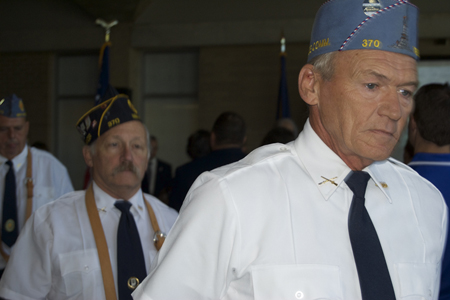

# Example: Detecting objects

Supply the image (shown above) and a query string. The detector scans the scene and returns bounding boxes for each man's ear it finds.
[82,146,94,168]
[298,64,321,106]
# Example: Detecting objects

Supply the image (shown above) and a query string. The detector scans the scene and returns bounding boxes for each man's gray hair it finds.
[309,51,337,81]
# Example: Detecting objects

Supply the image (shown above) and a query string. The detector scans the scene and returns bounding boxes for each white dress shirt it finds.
[0,182,178,300]
[0,145,74,269]
[134,119,448,300]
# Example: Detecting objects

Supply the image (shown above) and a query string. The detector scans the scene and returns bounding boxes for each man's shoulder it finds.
[382,157,443,195]
[144,193,178,217]
[30,147,67,168]
[217,143,294,169]
[203,142,297,181]
[387,157,418,173]
[30,190,85,224]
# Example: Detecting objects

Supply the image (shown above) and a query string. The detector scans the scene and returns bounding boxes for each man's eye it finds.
[366,83,378,90]
[399,89,412,97]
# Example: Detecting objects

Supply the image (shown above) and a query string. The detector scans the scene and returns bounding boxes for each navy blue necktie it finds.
[2,161,18,247]
[347,171,396,300]
[115,200,147,300]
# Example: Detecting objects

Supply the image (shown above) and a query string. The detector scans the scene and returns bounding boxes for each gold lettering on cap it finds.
[107,118,121,128]
[308,38,330,55]
[362,39,382,48]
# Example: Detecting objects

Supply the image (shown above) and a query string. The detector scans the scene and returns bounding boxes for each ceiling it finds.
[71,0,153,22]
[70,0,450,24]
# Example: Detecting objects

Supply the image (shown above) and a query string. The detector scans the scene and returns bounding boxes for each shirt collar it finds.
[0,144,28,172]
[92,181,146,218]
[295,119,392,203]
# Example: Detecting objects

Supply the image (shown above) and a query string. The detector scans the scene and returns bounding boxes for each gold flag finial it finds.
[95,19,118,42]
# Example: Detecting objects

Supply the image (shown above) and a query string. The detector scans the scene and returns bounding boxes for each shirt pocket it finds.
[395,263,438,300]
[59,248,103,299]
[251,264,343,300]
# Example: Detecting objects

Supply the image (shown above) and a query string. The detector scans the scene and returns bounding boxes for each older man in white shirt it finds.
[0,94,73,275]
[134,0,447,299]
[0,93,178,299]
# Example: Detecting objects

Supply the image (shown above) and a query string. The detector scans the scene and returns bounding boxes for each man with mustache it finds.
[134,0,447,299]
[0,93,178,299]
[0,94,73,277]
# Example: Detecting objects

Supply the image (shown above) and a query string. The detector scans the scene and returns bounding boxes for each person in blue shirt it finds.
[408,82,450,300]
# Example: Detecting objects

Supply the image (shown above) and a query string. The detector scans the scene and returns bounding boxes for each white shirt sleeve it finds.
[134,173,240,300]
[0,211,53,300]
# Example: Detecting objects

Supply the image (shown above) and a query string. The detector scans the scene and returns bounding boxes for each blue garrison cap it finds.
[0,94,26,118]
[76,94,140,145]
[307,0,419,62]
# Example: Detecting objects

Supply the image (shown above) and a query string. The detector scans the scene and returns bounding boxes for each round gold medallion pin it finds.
[4,219,15,232]
[127,277,140,290]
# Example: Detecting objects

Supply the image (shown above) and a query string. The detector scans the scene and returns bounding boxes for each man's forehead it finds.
[339,50,417,78]
[0,115,27,126]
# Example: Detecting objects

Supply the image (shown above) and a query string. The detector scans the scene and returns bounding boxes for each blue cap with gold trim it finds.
[76,94,140,145]
[0,94,26,118]
[307,0,419,62]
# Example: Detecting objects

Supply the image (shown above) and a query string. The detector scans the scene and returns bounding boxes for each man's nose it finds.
[7,128,16,139]
[378,90,402,121]
[122,145,133,161]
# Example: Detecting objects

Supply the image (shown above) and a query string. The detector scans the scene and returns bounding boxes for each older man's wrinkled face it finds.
[315,50,417,169]
[87,121,149,197]
[0,116,29,160]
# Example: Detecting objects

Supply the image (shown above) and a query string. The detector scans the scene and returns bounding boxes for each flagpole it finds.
[276,34,291,119]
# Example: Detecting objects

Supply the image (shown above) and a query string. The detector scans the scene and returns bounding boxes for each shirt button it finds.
[295,291,304,299]
[84,265,89,271]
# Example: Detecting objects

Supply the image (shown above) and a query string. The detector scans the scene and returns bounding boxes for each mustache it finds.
[112,161,141,177]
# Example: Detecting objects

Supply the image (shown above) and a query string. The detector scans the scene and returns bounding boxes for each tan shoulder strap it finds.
[85,185,117,300]
[143,198,166,251]
[25,148,33,221]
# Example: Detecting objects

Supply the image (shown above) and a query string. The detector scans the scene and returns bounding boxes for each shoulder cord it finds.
[85,185,165,300]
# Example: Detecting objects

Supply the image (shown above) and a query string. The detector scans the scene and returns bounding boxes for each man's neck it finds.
[413,134,450,154]
[414,142,450,154]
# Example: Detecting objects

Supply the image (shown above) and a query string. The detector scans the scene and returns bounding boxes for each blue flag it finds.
[276,53,290,119]
[94,42,111,105]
